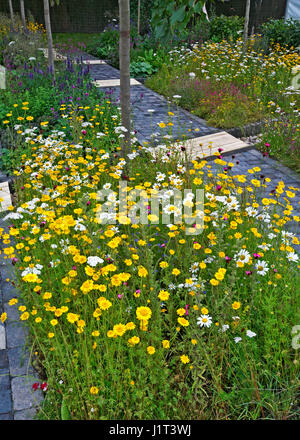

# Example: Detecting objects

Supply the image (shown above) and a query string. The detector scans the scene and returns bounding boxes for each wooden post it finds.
[243,0,251,50]
[20,0,26,30]
[8,0,15,29]
[43,0,55,78]
[119,0,131,157]
[137,0,141,35]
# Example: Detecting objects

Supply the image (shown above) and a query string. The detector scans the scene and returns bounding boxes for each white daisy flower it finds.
[197,315,212,328]
[255,260,269,276]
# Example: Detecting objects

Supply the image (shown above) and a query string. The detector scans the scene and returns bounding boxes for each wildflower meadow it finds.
[0,1,299,423]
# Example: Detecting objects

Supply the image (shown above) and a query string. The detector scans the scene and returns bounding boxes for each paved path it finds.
[77,52,220,144]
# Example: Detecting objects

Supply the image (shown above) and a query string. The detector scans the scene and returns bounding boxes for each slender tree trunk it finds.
[243,0,251,49]
[8,0,15,29]
[137,0,141,35]
[20,0,26,30]
[43,0,55,77]
[119,0,131,156]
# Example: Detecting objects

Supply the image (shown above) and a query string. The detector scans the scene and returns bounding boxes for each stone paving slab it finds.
[0,324,5,350]
[150,131,249,160]
[0,182,12,212]
[11,376,43,412]
[83,59,106,65]
[94,78,141,87]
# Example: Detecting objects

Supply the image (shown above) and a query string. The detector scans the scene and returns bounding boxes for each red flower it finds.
[32,382,40,391]
[41,382,48,392]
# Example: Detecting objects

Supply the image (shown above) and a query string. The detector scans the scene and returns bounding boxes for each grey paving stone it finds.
[6,322,28,349]
[0,350,8,369]
[14,407,39,420]
[1,282,19,303]
[8,346,33,377]
[0,370,10,389]
[0,412,13,420]
[0,388,12,413]
[0,323,5,349]
[11,376,43,412]
[4,302,20,322]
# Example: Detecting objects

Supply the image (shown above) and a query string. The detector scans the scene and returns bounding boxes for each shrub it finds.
[262,18,300,48]
[209,15,244,43]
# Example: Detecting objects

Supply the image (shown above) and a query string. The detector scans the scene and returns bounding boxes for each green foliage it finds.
[209,15,244,43]
[130,60,155,77]
[86,28,119,60]
[130,0,155,34]
[61,398,71,420]
[258,112,300,175]
[262,19,300,48]
[151,0,207,42]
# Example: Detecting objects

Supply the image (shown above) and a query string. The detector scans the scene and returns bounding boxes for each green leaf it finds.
[61,398,71,420]
[193,1,206,15]
[170,6,187,26]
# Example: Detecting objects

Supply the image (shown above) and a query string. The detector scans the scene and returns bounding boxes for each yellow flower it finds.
[136,306,152,321]
[158,290,170,301]
[180,355,190,364]
[113,323,126,336]
[1,312,7,323]
[67,313,79,324]
[232,301,241,310]
[138,266,148,277]
[90,386,99,395]
[128,336,140,346]
[177,317,189,327]
[172,268,180,276]
[20,312,29,321]
[125,322,136,330]
[107,330,117,338]
[97,297,112,310]
[162,340,170,349]
[147,346,155,355]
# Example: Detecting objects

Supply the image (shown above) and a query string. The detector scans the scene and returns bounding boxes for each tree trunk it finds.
[119,0,131,157]
[20,0,26,31]
[43,0,55,77]
[137,0,141,35]
[243,0,251,49]
[8,0,15,29]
